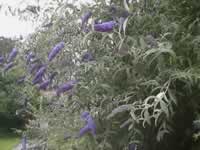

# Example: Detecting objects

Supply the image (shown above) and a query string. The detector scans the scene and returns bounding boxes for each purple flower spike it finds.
[129,143,136,150]
[21,135,27,150]
[48,42,65,61]
[4,62,14,72]
[0,56,4,64]
[82,52,94,62]
[29,63,41,74]
[79,111,96,137]
[94,21,118,32]
[81,111,90,119]
[32,65,46,82]
[56,80,77,96]
[32,75,43,85]
[39,80,50,90]
[8,48,18,62]
[81,11,92,31]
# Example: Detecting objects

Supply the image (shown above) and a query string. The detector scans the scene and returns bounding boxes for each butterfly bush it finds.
[7,48,18,62]
[94,21,118,32]
[56,80,77,96]
[4,62,14,72]
[82,52,94,62]
[48,42,65,61]
[79,111,96,137]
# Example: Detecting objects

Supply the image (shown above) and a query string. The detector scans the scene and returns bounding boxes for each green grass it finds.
[0,129,20,150]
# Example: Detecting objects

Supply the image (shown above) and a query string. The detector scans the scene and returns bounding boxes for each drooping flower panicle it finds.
[128,143,136,150]
[4,62,15,72]
[48,42,65,61]
[32,65,46,84]
[56,80,77,96]
[8,48,18,62]
[79,111,96,137]
[0,56,4,64]
[94,21,118,32]
[39,80,50,90]
[29,63,41,74]
[32,75,43,85]
[81,11,92,31]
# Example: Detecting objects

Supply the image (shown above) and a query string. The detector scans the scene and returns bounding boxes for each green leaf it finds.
[168,89,177,105]
[107,104,132,119]
[123,0,130,12]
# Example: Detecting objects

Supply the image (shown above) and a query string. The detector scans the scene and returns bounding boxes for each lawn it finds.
[0,129,20,150]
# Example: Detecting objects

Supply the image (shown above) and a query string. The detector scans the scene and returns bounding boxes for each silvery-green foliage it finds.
[13,0,200,150]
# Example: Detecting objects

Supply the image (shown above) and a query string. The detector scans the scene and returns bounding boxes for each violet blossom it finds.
[0,56,4,64]
[39,80,50,90]
[32,65,46,84]
[48,42,65,61]
[4,62,14,72]
[29,63,41,74]
[79,111,96,137]
[7,48,18,62]
[82,52,94,62]
[33,65,46,81]
[56,80,77,96]
[94,21,118,32]
[128,143,136,150]
[81,11,92,31]
[32,75,43,85]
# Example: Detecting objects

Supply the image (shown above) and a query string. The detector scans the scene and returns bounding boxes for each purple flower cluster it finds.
[38,72,57,90]
[7,48,18,62]
[128,143,136,150]
[79,111,96,137]
[81,11,92,32]
[94,21,118,32]
[82,52,94,62]
[4,62,14,72]
[39,80,50,90]
[29,63,41,74]
[56,80,77,96]
[32,65,46,84]
[32,75,43,85]
[48,42,65,61]
[0,56,4,64]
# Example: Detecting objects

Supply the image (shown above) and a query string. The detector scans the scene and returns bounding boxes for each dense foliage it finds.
[1,0,200,150]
